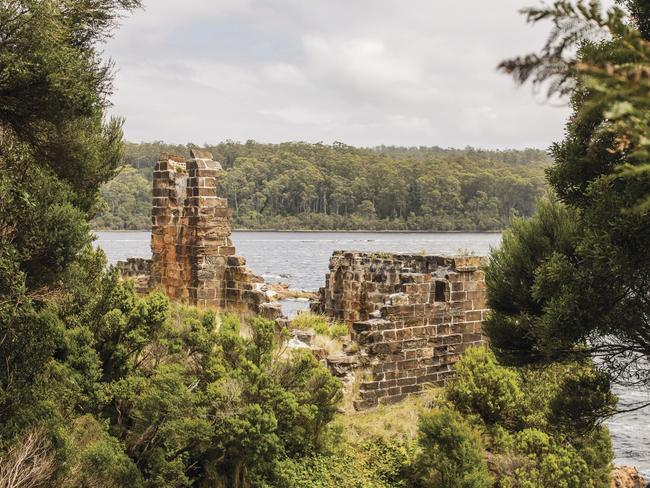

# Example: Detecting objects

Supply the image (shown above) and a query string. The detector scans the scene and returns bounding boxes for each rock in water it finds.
[611,466,647,488]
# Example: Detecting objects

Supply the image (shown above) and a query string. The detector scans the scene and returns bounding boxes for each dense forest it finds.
[92,142,549,231]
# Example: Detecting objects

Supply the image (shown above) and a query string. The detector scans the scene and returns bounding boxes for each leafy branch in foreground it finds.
[500,0,650,211]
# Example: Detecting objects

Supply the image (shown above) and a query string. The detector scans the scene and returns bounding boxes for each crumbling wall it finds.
[150,153,190,301]
[116,258,152,295]
[119,149,264,314]
[312,251,488,410]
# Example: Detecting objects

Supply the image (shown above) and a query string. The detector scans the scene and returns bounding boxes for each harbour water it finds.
[95,230,649,476]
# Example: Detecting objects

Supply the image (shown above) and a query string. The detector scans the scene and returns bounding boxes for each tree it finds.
[0,0,142,427]
[413,408,493,488]
[93,167,151,229]
[102,309,342,487]
[435,347,614,488]
[0,0,143,482]
[489,0,650,395]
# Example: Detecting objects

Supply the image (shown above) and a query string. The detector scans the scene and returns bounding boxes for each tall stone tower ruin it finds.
[119,149,264,313]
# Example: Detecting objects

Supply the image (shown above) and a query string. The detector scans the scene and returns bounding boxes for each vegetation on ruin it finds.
[260,347,615,488]
[92,142,550,231]
[290,313,349,339]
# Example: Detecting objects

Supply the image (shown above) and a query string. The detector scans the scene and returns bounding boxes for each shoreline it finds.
[93,228,504,234]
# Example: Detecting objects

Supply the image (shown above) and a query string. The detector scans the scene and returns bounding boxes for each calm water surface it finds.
[95,230,649,476]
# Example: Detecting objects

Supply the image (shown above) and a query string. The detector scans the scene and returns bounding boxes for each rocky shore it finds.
[611,467,647,488]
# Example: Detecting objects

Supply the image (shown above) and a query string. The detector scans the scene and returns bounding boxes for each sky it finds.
[105,0,573,149]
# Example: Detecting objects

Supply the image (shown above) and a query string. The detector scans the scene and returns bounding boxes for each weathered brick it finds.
[122,151,266,315]
[397,377,416,386]
[359,390,377,401]
[416,373,440,384]
[401,384,422,394]
[379,394,407,405]
[397,359,419,371]
[300,251,489,410]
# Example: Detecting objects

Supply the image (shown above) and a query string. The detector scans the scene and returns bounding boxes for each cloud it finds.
[105,0,572,148]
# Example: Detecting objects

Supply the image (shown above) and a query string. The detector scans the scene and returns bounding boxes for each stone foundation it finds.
[312,251,488,410]
[118,150,264,314]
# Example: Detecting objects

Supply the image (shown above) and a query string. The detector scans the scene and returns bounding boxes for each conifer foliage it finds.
[489,1,650,392]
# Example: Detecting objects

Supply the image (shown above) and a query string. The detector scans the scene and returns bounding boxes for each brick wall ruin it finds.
[118,150,264,314]
[311,251,488,410]
[116,258,152,295]
[116,152,490,409]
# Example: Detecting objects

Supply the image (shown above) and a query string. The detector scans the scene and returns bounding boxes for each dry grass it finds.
[335,387,444,443]
[312,334,343,356]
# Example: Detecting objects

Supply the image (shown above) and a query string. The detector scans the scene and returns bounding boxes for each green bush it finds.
[413,408,493,488]
[66,415,144,488]
[498,429,593,488]
[445,346,614,488]
[291,313,349,339]
[272,437,414,488]
[447,346,524,425]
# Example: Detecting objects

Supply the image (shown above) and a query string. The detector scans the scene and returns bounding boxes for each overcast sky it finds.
[105,0,573,149]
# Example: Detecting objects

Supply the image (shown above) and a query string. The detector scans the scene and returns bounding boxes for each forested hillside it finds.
[92,141,549,231]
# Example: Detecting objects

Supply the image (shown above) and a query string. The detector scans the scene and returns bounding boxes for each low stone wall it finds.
[312,251,488,410]
[116,258,152,295]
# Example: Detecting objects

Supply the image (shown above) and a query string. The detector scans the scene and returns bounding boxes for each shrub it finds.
[447,346,524,425]
[572,426,614,488]
[272,437,414,488]
[498,429,593,488]
[445,346,614,488]
[66,415,143,488]
[413,408,493,488]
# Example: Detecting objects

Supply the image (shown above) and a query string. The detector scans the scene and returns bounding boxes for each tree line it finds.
[93,142,549,231]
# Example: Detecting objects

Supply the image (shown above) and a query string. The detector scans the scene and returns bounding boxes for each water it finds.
[94,230,501,290]
[94,230,649,476]
[609,385,650,475]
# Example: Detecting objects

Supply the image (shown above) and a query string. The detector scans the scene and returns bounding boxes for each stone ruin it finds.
[117,150,265,314]
[311,251,488,410]
[116,151,490,410]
